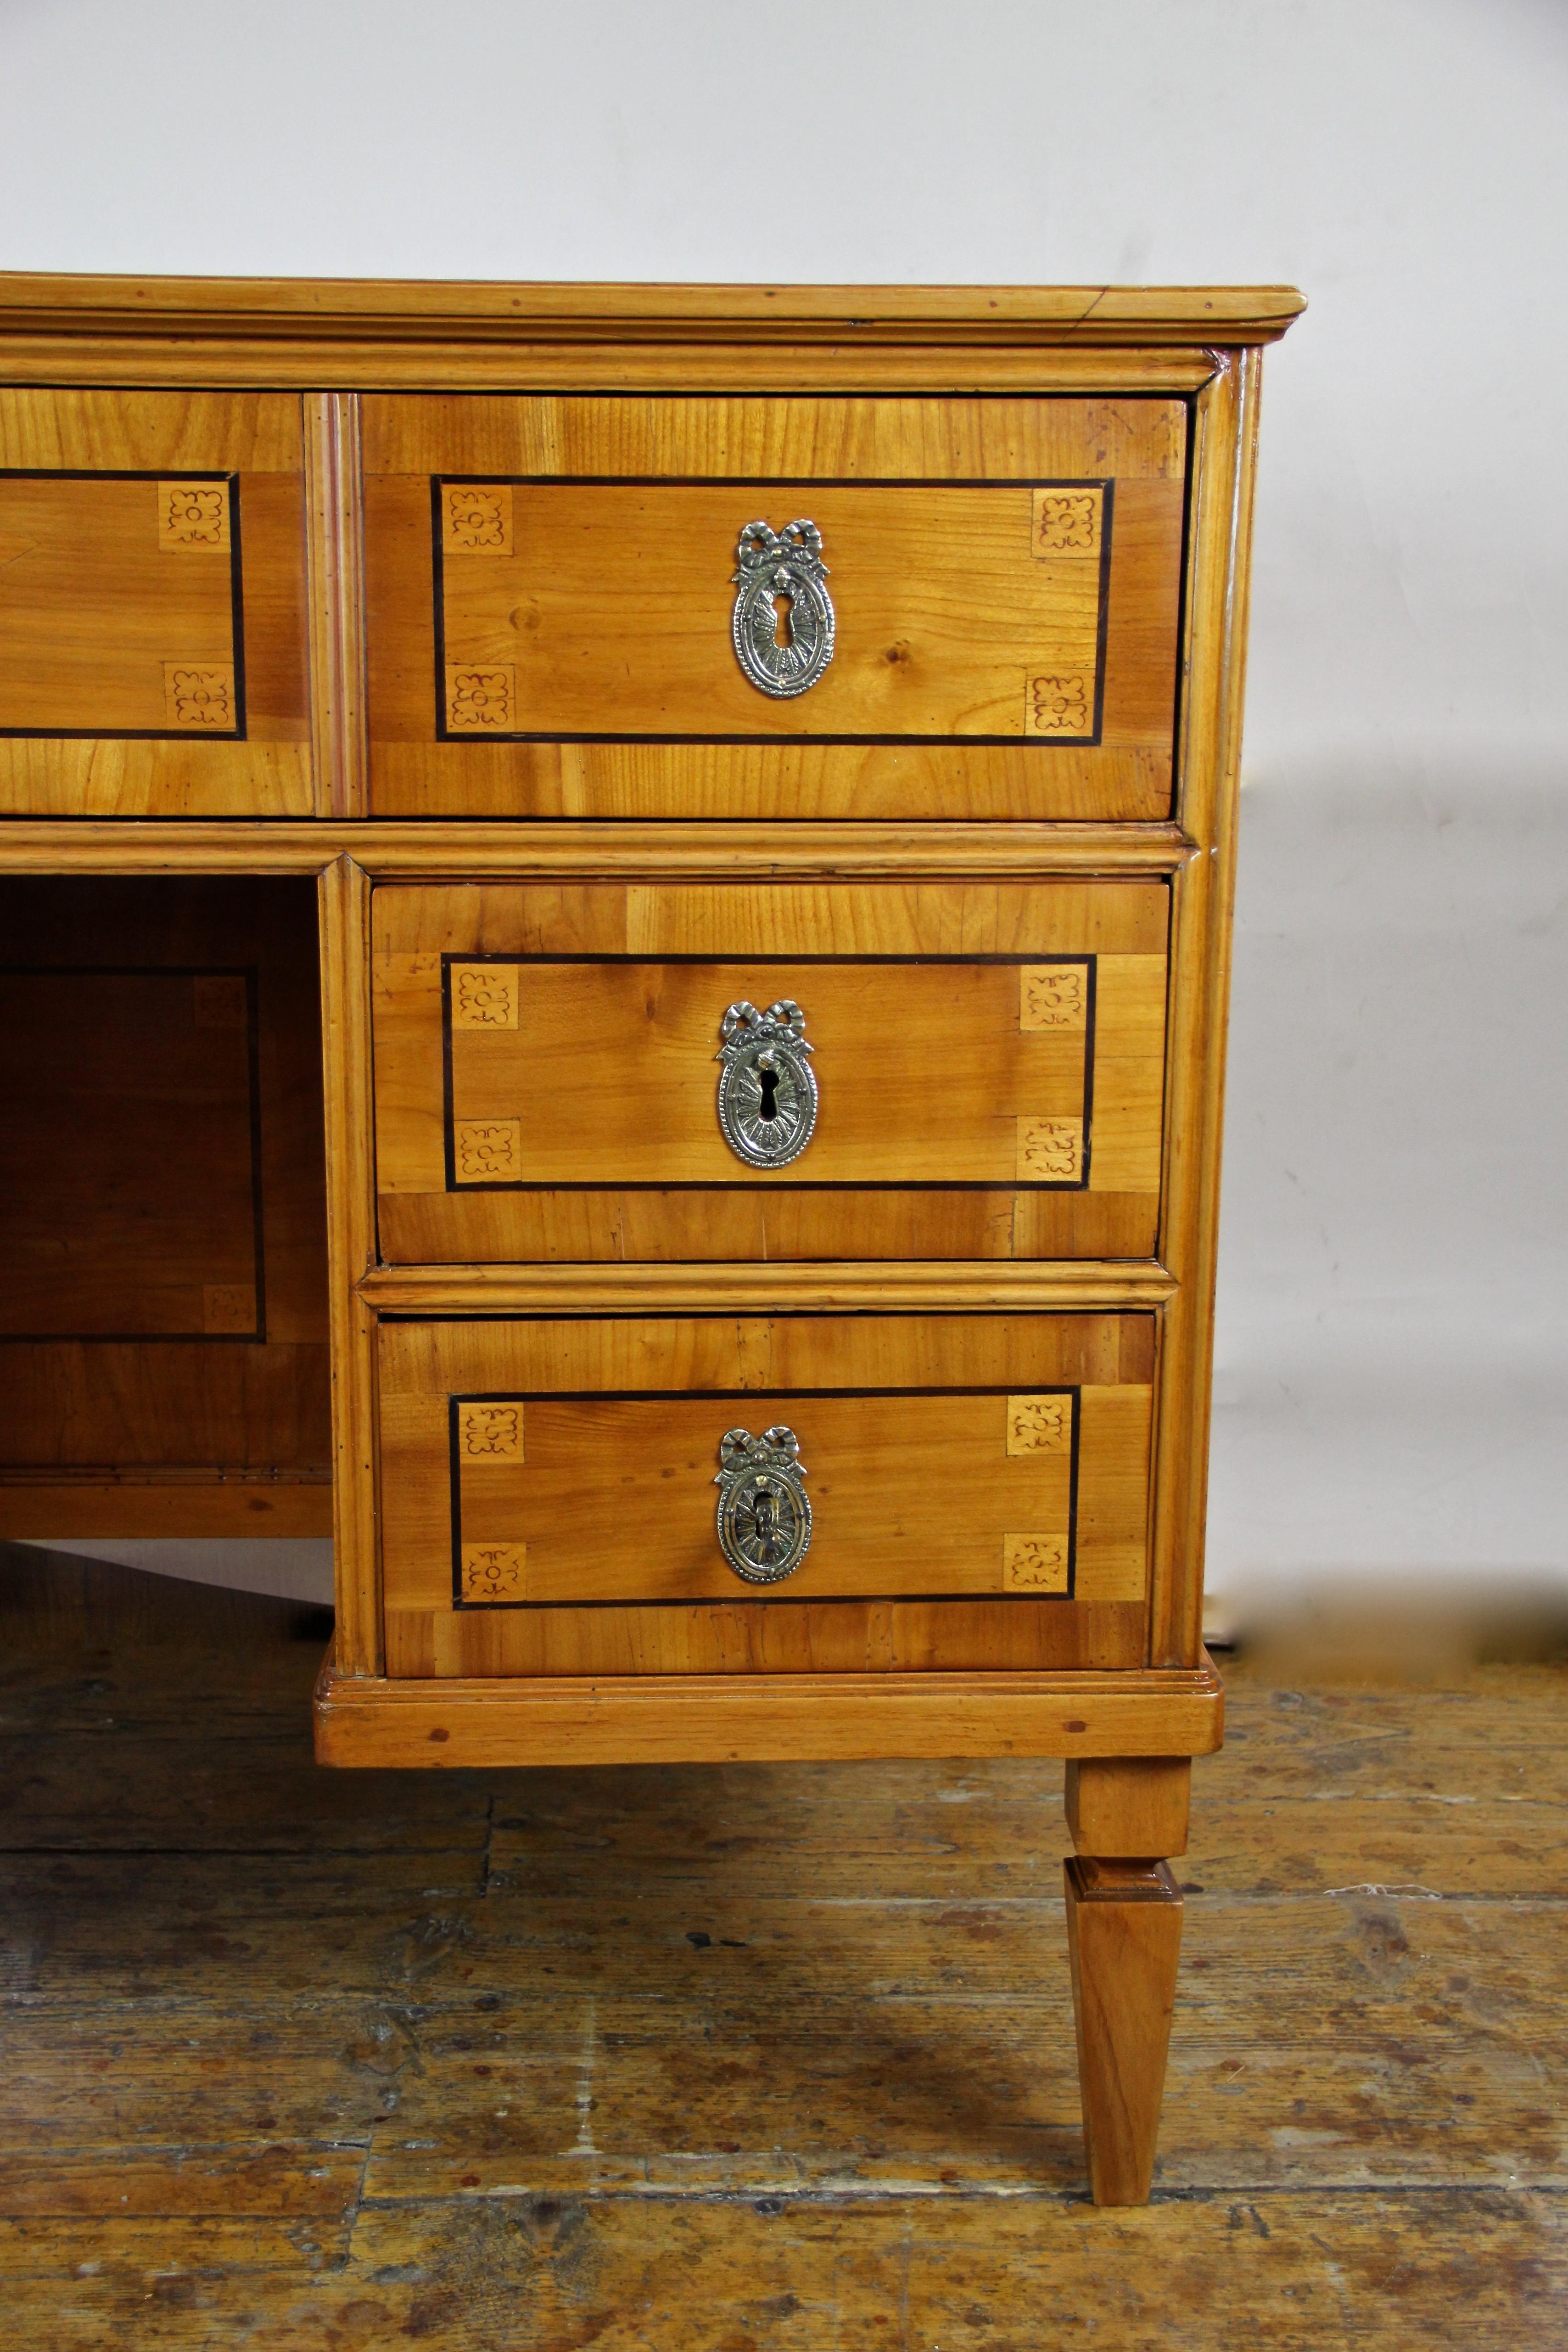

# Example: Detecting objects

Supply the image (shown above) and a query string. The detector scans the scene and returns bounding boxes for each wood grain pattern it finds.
[0,738,312,820]
[0,878,328,1533]
[0,390,312,815]
[0,474,239,734]
[372,880,1167,1264]
[357,1261,1180,1312]
[0,340,1232,398]
[377,1311,1154,1675]
[0,385,303,470]
[0,272,1308,342]
[0,816,1193,875]
[442,1392,1094,1604]
[1148,350,1262,1668]
[1065,1856,1185,2203]
[11,1555,1568,2346]
[318,1651,1224,1763]
[0,968,260,1338]
[362,393,1187,509]
[1066,1755,1192,1856]
[381,1599,1151,1680]
[363,395,1184,820]
[0,1474,330,1538]
[431,962,1108,1183]
[318,856,381,1678]
[436,482,1110,739]
[303,392,368,819]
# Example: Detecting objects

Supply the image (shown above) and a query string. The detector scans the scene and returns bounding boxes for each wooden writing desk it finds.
[0,275,1302,2200]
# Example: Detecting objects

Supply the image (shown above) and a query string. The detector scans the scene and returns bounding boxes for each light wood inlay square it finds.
[451,964,520,1030]
[442,483,513,555]
[458,1402,524,1460]
[1017,1117,1083,1182]
[1002,1532,1070,1592]
[203,1283,256,1334]
[1007,1394,1073,1454]
[1032,486,1103,559]
[157,481,230,552]
[1025,673,1092,736]
[162,662,235,731]
[461,1542,527,1603]
[445,664,515,734]
[1019,963,1088,1031]
[192,974,248,1030]
[454,1118,521,1182]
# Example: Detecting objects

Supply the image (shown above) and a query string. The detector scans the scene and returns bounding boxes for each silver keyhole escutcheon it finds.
[715,999,817,1169]
[714,1425,812,1583]
[731,519,835,698]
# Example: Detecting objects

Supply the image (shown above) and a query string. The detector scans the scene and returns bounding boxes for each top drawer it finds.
[0,391,312,817]
[363,395,1186,821]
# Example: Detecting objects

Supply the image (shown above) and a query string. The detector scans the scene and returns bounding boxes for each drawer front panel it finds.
[0,392,312,815]
[363,395,1186,820]
[379,1312,1154,1676]
[374,881,1168,1264]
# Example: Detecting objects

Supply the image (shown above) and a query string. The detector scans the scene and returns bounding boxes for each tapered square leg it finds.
[1064,1854,1185,2206]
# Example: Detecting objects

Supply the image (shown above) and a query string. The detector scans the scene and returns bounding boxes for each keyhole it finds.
[772,591,794,649]
[757,1063,780,1123]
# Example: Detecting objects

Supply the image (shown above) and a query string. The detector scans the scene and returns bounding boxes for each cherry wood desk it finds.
[0,275,1302,2201]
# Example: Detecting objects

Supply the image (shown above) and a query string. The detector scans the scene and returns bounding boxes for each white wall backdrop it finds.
[3,0,1565,1617]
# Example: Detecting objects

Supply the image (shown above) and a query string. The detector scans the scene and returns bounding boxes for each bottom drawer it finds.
[379,1312,1154,1676]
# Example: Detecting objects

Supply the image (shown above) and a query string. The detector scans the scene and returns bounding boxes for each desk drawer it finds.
[379,1311,1153,1676]
[0,391,312,816]
[363,393,1186,820]
[373,880,1169,1263]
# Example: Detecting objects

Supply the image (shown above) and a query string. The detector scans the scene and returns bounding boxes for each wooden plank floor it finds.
[0,1544,1563,2348]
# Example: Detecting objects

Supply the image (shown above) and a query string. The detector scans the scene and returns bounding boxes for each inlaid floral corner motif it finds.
[442,484,513,555]
[1025,673,1092,737]
[1019,963,1088,1032]
[445,664,515,734]
[1031,486,1103,559]
[1002,1532,1070,1593]
[453,1118,522,1183]
[458,1403,524,1460]
[203,1283,257,1334]
[451,965,520,1031]
[461,1542,527,1603]
[162,662,236,730]
[158,481,230,551]
[1017,1117,1083,1183]
[1006,1394,1074,1455]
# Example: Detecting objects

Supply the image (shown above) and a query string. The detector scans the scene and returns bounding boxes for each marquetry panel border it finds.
[437,950,1101,1196]
[446,1380,1084,1611]
[0,470,248,742]
[429,473,1114,749]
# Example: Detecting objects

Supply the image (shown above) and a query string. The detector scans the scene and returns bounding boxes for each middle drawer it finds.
[373,879,1169,1263]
